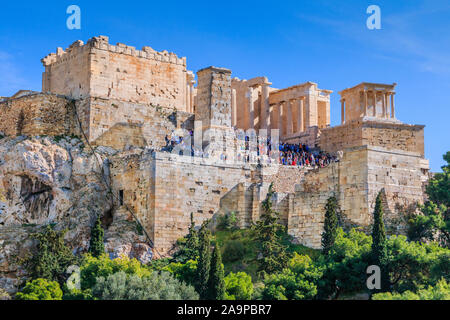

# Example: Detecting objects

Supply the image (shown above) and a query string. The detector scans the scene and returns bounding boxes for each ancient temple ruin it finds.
[0,36,430,254]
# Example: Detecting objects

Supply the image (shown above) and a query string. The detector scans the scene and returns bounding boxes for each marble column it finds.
[277,102,283,135]
[231,88,237,126]
[186,85,190,112]
[364,90,368,116]
[286,100,293,135]
[391,93,396,118]
[247,87,254,129]
[382,92,387,118]
[189,82,195,113]
[341,99,345,124]
[297,98,304,133]
[372,91,377,117]
[261,84,270,129]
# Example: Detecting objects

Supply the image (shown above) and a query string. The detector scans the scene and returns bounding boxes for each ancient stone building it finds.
[0,36,430,255]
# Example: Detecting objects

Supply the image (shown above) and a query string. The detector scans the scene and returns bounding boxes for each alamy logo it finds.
[66,5,81,30]
[66,265,81,290]
[366,265,381,290]
[366,5,381,30]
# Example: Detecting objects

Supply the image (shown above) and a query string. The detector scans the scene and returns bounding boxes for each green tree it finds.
[173,213,200,263]
[321,196,339,255]
[261,254,322,300]
[197,221,211,299]
[222,240,246,263]
[426,151,450,211]
[16,278,63,300]
[317,228,372,299]
[371,190,389,291]
[26,225,76,284]
[254,183,289,275]
[408,151,450,248]
[224,272,253,300]
[163,259,198,287]
[79,253,152,290]
[89,217,105,257]
[408,202,448,247]
[372,279,450,300]
[92,271,199,300]
[207,244,225,300]
[384,235,450,293]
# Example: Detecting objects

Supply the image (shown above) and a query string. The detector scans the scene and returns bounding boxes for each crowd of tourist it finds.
[162,132,338,169]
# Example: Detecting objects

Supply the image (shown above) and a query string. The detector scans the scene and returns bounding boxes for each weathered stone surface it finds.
[0,136,149,294]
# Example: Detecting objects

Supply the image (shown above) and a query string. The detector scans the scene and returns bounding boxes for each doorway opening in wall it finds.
[119,190,124,206]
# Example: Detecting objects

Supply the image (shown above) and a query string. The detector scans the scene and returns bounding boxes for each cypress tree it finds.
[185,212,199,259]
[371,190,390,291]
[197,221,211,299]
[89,217,105,257]
[321,196,339,255]
[254,183,289,275]
[207,244,225,300]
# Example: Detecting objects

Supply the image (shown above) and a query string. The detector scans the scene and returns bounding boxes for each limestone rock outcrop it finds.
[0,136,151,294]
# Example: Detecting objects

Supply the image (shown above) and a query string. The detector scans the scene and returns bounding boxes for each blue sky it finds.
[0,0,449,171]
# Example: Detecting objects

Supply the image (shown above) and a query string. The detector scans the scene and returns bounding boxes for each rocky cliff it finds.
[0,135,151,294]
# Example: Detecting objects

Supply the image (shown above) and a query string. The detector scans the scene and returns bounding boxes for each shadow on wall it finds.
[93,123,148,150]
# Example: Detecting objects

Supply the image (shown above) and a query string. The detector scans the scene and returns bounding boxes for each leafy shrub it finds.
[0,288,11,300]
[384,235,450,293]
[317,228,372,299]
[261,253,322,300]
[373,279,450,300]
[25,225,76,284]
[79,253,152,290]
[224,272,253,300]
[63,288,94,300]
[16,278,63,300]
[217,212,239,231]
[92,271,199,300]
[222,240,246,263]
[162,259,198,287]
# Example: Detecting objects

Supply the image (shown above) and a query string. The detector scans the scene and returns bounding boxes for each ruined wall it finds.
[41,41,91,98]
[319,119,425,156]
[362,121,425,156]
[196,67,232,130]
[42,36,189,111]
[151,152,253,253]
[366,147,429,233]
[110,151,255,254]
[318,120,364,154]
[256,165,308,193]
[287,145,429,248]
[81,97,193,149]
[0,93,72,137]
[109,151,156,239]
[283,126,320,147]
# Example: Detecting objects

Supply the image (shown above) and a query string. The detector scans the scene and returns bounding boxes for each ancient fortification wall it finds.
[319,119,425,155]
[42,36,189,110]
[287,145,429,248]
[0,93,72,137]
[85,97,193,149]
